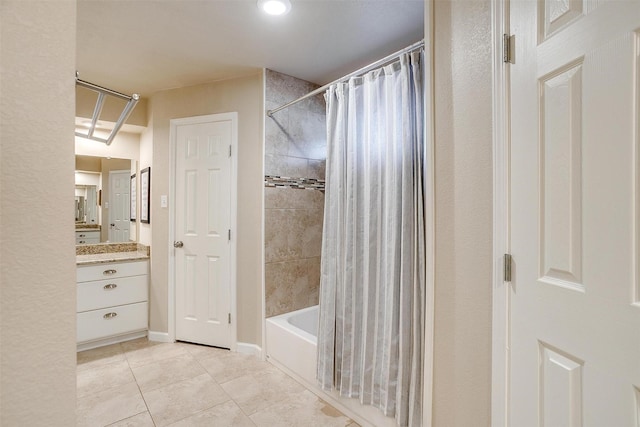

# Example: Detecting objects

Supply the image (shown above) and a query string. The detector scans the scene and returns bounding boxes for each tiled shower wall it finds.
[264,69,326,317]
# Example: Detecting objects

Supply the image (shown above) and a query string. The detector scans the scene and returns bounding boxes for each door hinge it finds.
[228,229,231,241]
[503,34,515,64]
[228,313,231,324]
[504,253,512,282]
[229,145,232,157]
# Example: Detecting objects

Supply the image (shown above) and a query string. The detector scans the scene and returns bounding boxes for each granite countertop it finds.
[76,251,149,265]
[75,224,101,230]
[76,243,150,266]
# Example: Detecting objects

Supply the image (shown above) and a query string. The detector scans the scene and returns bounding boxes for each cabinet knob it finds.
[103,312,118,319]
[103,269,117,275]
[103,284,117,290]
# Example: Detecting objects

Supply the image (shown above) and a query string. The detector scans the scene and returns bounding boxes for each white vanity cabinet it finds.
[77,260,148,350]
[75,229,100,244]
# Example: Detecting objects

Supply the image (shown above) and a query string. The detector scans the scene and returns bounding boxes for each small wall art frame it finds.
[130,173,137,221]
[140,167,150,224]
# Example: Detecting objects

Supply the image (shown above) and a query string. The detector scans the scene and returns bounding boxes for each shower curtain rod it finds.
[266,39,424,117]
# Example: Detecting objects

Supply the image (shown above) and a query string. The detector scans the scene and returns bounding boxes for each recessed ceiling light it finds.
[258,0,291,16]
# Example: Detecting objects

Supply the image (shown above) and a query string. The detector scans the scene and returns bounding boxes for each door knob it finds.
[174,241,184,248]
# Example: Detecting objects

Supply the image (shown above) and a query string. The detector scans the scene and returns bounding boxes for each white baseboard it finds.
[148,331,172,343]
[236,342,262,357]
[77,331,147,352]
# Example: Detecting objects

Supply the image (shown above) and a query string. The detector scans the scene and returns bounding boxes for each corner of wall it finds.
[432,0,494,425]
[1,1,78,424]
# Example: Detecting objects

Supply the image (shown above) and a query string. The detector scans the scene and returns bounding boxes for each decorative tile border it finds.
[264,175,325,191]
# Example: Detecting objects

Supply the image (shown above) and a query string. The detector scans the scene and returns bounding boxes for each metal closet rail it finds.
[75,74,140,146]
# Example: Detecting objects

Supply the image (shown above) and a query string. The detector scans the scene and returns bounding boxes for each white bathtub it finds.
[266,305,318,385]
[265,305,395,427]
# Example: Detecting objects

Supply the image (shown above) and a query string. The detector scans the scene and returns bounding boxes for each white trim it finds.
[422,0,435,426]
[634,31,640,307]
[491,0,511,426]
[77,331,147,352]
[260,68,268,361]
[147,331,172,343]
[168,121,177,342]
[168,113,239,351]
[236,342,263,357]
[229,112,239,352]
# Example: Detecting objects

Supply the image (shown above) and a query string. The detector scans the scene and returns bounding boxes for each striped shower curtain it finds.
[317,51,425,427]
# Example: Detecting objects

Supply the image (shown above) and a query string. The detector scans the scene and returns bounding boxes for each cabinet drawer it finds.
[77,302,148,343]
[76,237,100,244]
[77,275,148,312]
[76,230,100,238]
[77,260,148,282]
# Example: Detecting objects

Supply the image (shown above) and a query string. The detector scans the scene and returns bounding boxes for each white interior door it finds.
[173,114,235,349]
[109,170,130,242]
[509,1,640,425]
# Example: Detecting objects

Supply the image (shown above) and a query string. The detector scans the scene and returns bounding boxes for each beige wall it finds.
[75,131,141,160]
[0,1,77,425]
[148,74,264,345]
[138,121,153,246]
[431,0,493,425]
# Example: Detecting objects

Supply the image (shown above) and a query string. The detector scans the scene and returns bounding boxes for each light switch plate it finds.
[161,195,168,208]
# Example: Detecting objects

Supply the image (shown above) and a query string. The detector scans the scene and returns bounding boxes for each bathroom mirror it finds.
[75,154,138,244]
[75,185,98,223]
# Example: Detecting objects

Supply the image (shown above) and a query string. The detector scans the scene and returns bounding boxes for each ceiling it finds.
[76,0,424,98]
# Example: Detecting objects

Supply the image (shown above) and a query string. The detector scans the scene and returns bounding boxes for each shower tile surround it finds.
[264,69,327,317]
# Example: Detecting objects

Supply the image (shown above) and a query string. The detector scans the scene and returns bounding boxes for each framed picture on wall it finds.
[130,173,137,221]
[140,167,150,224]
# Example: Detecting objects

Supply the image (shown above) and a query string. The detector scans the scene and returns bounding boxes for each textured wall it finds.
[431,0,493,425]
[264,70,326,317]
[148,74,264,345]
[0,0,78,424]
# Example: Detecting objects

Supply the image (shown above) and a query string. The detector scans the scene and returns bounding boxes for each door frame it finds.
[491,0,510,425]
[167,112,239,351]
[422,0,435,425]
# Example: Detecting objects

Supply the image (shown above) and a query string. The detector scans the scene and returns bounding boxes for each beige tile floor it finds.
[77,338,358,427]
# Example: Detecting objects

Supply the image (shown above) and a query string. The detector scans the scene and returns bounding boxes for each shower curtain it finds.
[317,51,425,427]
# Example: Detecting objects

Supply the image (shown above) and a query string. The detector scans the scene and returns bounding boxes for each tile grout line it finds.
[127,345,157,427]
[161,351,257,426]
[121,342,158,427]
